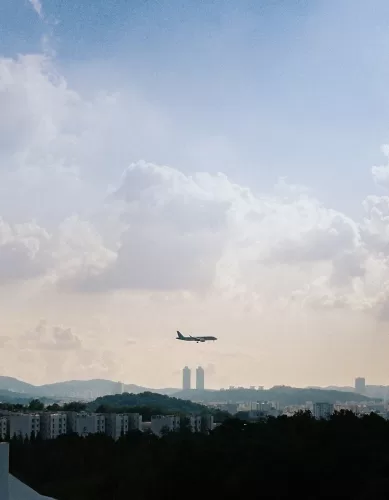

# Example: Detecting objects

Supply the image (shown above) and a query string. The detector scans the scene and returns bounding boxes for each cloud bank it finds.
[1,45,389,386]
[2,51,389,311]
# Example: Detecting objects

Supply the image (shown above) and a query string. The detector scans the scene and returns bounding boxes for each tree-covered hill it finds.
[175,385,377,404]
[87,391,219,420]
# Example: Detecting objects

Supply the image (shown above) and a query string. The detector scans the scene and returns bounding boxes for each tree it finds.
[46,403,61,412]
[62,402,87,412]
[28,399,44,411]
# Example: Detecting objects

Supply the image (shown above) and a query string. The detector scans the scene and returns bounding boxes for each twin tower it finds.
[182,366,204,390]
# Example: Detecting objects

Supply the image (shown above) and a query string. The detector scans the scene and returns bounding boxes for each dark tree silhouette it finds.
[9,410,389,499]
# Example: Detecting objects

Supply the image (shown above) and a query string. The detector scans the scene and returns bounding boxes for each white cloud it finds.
[0,218,51,283]
[21,320,82,351]
[371,145,389,189]
[28,0,43,19]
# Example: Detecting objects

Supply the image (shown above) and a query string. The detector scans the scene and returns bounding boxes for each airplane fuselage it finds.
[176,331,217,343]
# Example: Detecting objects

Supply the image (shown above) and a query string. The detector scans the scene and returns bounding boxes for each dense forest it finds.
[86,391,230,420]
[9,410,389,499]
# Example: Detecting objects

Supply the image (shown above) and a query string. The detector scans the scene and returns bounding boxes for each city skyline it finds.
[2,1,389,387]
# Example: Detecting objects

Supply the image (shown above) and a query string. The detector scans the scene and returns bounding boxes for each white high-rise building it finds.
[183,366,191,390]
[151,415,180,436]
[196,366,204,390]
[67,413,105,437]
[8,414,40,439]
[40,413,67,440]
[313,403,334,420]
[355,377,366,395]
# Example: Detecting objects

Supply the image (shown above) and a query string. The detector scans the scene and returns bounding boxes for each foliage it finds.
[175,386,377,404]
[61,401,87,412]
[9,410,389,499]
[28,399,44,411]
[87,392,222,418]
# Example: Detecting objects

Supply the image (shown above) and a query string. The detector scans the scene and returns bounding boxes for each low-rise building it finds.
[8,414,40,439]
[40,413,67,440]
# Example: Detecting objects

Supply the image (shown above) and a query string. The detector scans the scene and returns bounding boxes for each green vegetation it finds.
[87,391,228,422]
[8,410,389,499]
[176,385,377,404]
[0,392,230,422]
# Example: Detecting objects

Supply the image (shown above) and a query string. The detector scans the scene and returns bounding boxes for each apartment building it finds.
[313,402,334,420]
[199,415,214,433]
[67,412,105,437]
[128,413,142,431]
[40,413,67,440]
[105,414,129,440]
[8,414,40,439]
[150,415,180,436]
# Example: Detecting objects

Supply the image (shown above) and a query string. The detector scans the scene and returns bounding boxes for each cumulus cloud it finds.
[21,320,82,351]
[372,145,389,189]
[0,218,52,283]
[3,47,389,328]
[67,161,232,292]
[270,211,360,264]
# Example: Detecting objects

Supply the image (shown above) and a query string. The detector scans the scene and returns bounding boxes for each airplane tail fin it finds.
[176,331,184,339]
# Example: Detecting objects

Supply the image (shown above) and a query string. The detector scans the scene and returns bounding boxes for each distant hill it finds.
[0,376,40,395]
[322,385,389,399]
[0,376,178,400]
[174,386,378,405]
[0,389,58,405]
[0,376,381,405]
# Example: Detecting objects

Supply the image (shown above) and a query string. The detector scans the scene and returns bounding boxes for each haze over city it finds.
[2,0,389,389]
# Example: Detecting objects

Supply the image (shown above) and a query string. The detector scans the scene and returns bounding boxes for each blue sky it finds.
[2,0,389,216]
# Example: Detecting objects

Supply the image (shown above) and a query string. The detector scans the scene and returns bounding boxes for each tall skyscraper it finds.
[355,377,366,395]
[182,366,191,390]
[196,366,205,390]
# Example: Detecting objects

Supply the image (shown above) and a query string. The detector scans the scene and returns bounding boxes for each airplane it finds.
[176,331,217,343]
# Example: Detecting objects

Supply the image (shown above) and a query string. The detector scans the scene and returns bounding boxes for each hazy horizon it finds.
[2,1,389,388]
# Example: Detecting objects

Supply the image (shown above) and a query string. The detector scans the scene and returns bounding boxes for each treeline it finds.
[176,385,375,404]
[9,410,389,499]
[0,400,87,413]
[0,393,229,422]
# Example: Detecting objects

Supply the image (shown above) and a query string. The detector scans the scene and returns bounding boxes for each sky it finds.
[2,0,389,389]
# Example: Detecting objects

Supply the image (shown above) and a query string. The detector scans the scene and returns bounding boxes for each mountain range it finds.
[0,376,178,400]
[0,376,384,405]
